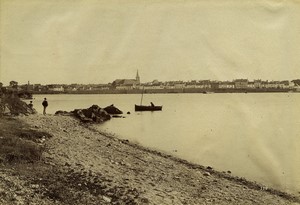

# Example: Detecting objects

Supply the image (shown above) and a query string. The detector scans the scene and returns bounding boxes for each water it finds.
[28,93,300,194]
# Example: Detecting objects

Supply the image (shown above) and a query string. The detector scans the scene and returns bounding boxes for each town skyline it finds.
[2,77,299,94]
[1,1,300,86]
[1,68,300,86]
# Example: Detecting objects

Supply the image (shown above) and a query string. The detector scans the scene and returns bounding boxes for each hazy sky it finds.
[1,0,300,85]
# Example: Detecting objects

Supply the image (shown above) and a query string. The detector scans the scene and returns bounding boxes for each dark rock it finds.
[55,104,123,124]
[55,110,70,115]
[104,104,123,114]
[73,109,86,119]
[82,105,110,121]
[82,105,101,118]
[67,105,111,123]
[127,111,131,114]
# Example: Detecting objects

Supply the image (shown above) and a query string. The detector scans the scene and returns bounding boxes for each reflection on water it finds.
[29,93,300,193]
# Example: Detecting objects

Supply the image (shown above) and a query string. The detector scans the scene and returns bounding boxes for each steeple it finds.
[136,70,140,84]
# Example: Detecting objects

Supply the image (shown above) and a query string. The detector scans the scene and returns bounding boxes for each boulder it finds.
[55,104,123,123]
[72,109,94,123]
[104,104,123,115]
[55,110,71,116]
[56,105,115,123]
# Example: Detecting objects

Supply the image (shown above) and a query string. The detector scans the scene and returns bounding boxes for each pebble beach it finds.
[1,114,299,205]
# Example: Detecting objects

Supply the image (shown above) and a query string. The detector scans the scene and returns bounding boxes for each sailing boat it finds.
[134,87,162,111]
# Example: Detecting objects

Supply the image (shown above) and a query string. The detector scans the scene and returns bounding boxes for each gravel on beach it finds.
[1,114,299,205]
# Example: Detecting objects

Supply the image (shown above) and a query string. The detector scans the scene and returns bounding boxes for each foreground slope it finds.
[1,114,299,205]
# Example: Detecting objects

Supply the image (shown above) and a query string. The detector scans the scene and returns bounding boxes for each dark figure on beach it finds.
[28,101,33,109]
[150,102,155,107]
[42,98,48,115]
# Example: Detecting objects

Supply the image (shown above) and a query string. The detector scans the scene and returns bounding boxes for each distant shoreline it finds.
[30,88,298,95]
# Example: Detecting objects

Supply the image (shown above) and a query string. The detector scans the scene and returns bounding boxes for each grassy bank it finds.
[0,117,119,205]
[0,117,51,163]
[0,94,36,117]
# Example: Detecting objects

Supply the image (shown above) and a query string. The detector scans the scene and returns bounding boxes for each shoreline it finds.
[89,126,298,199]
[30,88,299,95]
[89,125,300,199]
[2,114,300,204]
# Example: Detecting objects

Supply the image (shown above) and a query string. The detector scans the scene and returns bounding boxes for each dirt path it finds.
[10,114,300,204]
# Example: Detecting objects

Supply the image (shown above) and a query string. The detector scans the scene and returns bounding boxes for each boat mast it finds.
[140,86,144,105]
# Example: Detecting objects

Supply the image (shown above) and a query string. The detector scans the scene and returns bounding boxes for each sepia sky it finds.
[0,0,300,85]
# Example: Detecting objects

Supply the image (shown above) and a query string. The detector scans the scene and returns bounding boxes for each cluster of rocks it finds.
[55,104,123,123]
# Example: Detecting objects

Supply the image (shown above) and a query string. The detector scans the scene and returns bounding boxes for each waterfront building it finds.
[185,82,197,89]
[196,80,211,89]
[247,82,255,89]
[280,81,290,89]
[164,82,175,89]
[234,79,248,89]
[47,84,65,92]
[112,70,141,90]
[254,80,262,88]
[219,81,235,89]
[288,81,295,88]
[174,82,185,89]
[90,84,110,91]
[210,81,220,89]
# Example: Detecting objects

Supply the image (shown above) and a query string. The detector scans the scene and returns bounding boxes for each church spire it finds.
[136,70,140,84]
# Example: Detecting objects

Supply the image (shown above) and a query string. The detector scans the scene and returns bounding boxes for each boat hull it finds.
[135,105,162,111]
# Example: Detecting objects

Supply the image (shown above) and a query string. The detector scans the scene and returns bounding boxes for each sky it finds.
[1,0,300,85]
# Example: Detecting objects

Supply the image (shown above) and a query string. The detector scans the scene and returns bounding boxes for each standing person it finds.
[42,98,48,115]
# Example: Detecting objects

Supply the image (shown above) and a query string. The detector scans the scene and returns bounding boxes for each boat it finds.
[135,86,162,111]
[135,104,162,111]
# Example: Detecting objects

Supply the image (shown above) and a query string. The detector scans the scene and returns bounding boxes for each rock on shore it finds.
[55,104,123,123]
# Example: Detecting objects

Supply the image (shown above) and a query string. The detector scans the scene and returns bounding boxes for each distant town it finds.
[1,71,300,96]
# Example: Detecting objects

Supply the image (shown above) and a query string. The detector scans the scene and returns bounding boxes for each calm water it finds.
[28,93,300,194]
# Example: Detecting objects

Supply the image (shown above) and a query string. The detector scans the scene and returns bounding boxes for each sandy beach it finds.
[1,114,299,205]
